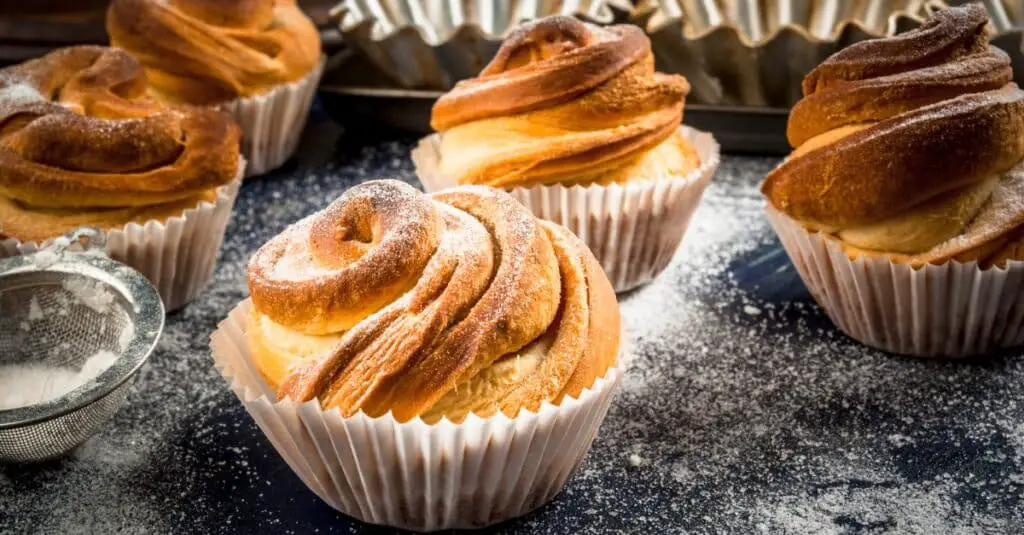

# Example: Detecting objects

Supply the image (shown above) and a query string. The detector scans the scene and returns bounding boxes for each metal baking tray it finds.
[319,84,791,155]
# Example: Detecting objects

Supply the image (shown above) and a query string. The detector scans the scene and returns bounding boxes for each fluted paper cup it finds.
[413,125,720,292]
[219,57,325,178]
[765,206,1024,358]
[0,159,244,312]
[209,300,622,531]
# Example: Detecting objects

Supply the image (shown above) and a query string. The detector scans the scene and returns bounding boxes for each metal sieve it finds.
[0,235,163,463]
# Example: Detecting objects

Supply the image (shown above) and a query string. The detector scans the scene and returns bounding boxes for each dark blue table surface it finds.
[2,107,1024,535]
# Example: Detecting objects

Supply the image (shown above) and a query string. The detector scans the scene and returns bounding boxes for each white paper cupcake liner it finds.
[0,160,244,312]
[219,57,325,178]
[413,125,721,293]
[209,300,623,531]
[766,206,1024,358]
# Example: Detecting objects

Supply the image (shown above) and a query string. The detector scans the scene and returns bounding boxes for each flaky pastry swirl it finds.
[430,16,697,188]
[0,46,240,242]
[762,4,1024,266]
[247,180,620,423]
[107,0,321,105]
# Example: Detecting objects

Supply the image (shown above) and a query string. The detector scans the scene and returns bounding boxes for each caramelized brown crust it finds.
[767,87,1024,228]
[0,46,240,241]
[430,16,696,188]
[787,49,1013,148]
[107,0,321,105]
[248,181,444,336]
[246,180,620,423]
[431,17,650,130]
[800,5,994,97]
[762,5,1024,264]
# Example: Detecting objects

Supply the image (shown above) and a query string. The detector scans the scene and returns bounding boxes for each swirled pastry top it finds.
[761,4,1024,265]
[430,16,695,188]
[107,0,321,105]
[247,180,621,423]
[0,46,240,213]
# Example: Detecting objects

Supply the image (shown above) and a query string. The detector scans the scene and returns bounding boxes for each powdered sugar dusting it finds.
[0,350,118,410]
[61,278,115,314]
[3,137,1023,533]
[29,249,61,269]
[0,77,43,107]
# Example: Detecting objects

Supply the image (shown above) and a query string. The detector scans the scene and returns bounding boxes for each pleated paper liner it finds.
[218,57,325,178]
[766,206,1024,358]
[0,159,245,312]
[209,300,623,531]
[413,125,720,293]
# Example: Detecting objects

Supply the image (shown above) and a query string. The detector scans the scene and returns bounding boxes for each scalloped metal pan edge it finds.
[335,0,634,89]
[636,0,934,46]
[636,0,1024,106]
[638,11,934,106]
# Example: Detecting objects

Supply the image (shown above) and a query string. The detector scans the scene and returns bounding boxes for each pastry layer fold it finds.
[107,0,320,104]
[762,4,1024,265]
[247,180,621,422]
[430,16,698,188]
[0,46,240,242]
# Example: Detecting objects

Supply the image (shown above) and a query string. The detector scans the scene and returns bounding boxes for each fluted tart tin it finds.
[633,0,936,107]
[335,0,633,89]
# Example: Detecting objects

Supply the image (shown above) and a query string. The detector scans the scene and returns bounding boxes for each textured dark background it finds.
[1,108,1023,534]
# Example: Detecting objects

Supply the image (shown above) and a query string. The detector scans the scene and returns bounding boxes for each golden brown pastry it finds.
[762,4,1024,267]
[430,16,699,188]
[106,0,321,105]
[247,180,620,423]
[0,46,241,243]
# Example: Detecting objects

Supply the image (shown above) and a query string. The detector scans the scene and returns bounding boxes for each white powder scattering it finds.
[28,296,43,321]
[628,453,645,467]
[0,350,119,410]
[49,236,71,249]
[30,250,61,269]
[887,433,914,447]
[62,278,115,314]
[3,141,1023,533]
[118,322,135,352]
[0,79,44,106]
[743,305,762,316]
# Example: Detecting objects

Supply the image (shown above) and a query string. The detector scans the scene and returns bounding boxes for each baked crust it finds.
[430,16,697,188]
[765,87,1024,228]
[246,180,621,422]
[107,0,321,104]
[0,46,240,242]
[762,5,1024,265]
